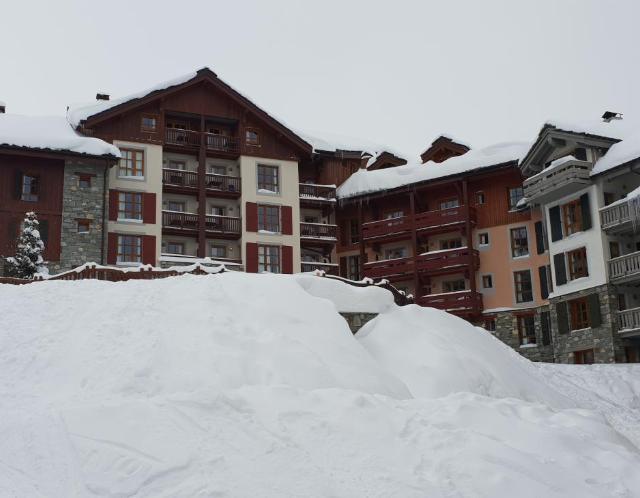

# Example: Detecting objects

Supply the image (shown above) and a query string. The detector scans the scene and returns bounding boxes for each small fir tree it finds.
[5,211,46,279]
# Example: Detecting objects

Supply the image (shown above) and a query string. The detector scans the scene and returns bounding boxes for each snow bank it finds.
[337,142,529,199]
[0,114,120,157]
[592,129,640,175]
[2,274,640,497]
[294,274,396,313]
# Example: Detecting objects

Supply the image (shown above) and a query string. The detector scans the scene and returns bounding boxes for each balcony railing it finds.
[163,168,198,187]
[204,173,241,194]
[363,257,414,280]
[165,128,239,154]
[299,183,336,203]
[416,247,479,275]
[165,128,200,147]
[523,158,591,202]
[301,261,339,275]
[204,133,240,153]
[300,223,338,240]
[162,169,241,195]
[362,216,412,240]
[609,251,640,283]
[162,211,241,237]
[618,307,640,333]
[414,206,474,232]
[205,214,241,235]
[600,201,632,233]
[162,210,199,230]
[417,290,483,315]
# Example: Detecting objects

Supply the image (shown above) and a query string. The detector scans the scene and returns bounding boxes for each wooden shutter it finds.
[245,242,258,272]
[549,206,563,241]
[554,253,567,285]
[281,206,293,235]
[142,235,156,265]
[143,193,156,224]
[535,221,545,254]
[107,233,118,264]
[39,219,49,247]
[246,202,258,232]
[282,245,293,273]
[14,171,23,200]
[556,301,569,335]
[588,293,601,328]
[541,311,551,345]
[539,265,549,299]
[340,257,347,277]
[108,190,119,221]
[580,193,592,230]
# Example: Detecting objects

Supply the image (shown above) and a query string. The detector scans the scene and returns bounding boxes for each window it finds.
[78,174,92,188]
[384,247,407,260]
[618,293,627,311]
[562,200,582,236]
[610,241,620,259]
[514,270,533,303]
[76,219,90,234]
[482,275,493,289]
[141,115,157,132]
[208,165,227,175]
[246,129,260,145]
[440,198,459,210]
[347,255,360,280]
[119,149,144,177]
[117,235,142,263]
[385,210,404,219]
[168,160,186,170]
[210,205,226,216]
[166,201,185,212]
[304,215,319,223]
[574,349,595,365]
[21,174,39,202]
[510,227,529,257]
[476,191,485,205]
[440,238,462,250]
[508,187,524,210]
[484,317,496,331]
[478,232,490,246]
[574,148,587,161]
[258,205,280,232]
[258,245,280,273]
[569,297,590,330]
[166,242,184,255]
[257,164,279,193]
[518,315,536,345]
[210,245,227,258]
[443,279,465,292]
[541,311,551,346]
[118,192,143,220]
[604,192,616,206]
[567,247,588,280]
[350,219,360,244]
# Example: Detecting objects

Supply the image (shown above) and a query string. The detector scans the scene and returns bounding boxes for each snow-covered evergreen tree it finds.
[5,211,46,279]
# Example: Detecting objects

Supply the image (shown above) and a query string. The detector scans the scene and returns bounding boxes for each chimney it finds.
[0,101,5,114]
[602,111,623,123]
[96,93,110,101]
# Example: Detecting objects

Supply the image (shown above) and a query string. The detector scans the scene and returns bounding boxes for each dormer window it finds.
[574,148,587,161]
[141,115,157,132]
[246,129,260,146]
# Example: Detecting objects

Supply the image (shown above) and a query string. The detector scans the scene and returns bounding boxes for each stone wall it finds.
[53,162,108,273]
[548,283,625,363]
[339,312,378,334]
[491,306,555,362]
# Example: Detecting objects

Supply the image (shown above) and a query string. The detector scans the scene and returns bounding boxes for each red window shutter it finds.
[281,206,293,235]
[282,245,293,274]
[142,235,156,265]
[109,190,119,221]
[246,202,258,232]
[246,242,258,272]
[107,232,118,264]
[143,193,156,224]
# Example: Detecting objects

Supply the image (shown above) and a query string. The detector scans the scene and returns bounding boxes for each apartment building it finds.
[520,119,640,363]
[68,68,333,273]
[0,112,119,273]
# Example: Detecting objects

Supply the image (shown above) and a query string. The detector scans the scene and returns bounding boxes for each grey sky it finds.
[2,0,638,159]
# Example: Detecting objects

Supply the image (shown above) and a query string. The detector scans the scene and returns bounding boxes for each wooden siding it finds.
[470,168,531,228]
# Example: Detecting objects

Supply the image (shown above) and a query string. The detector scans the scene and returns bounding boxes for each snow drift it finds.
[1,273,640,497]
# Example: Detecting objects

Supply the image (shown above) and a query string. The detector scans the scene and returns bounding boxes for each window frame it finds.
[245,128,260,146]
[76,219,90,234]
[517,314,537,346]
[118,192,143,221]
[567,247,588,280]
[78,174,92,188]
[510,226,529,258]
[569,297,590,330]
[117,234,142,263]
[21,173,39,202]
[210,244,227,259]
[562,199,583,236]
[443,279,466,292]
[482,274,493,289]
[258,244,281,273]
[257,204,281,233]
[514,269,533,303]
[141,114,158,133]
[349,219,360,245]
[118,148,145,178]
[440,238,462,250]
[439,198,460,210]
[508,187,524,210]
[478,232,490,246]
[165,241,184,255]
[347,255,360,280]
[476,191,485,205]
[257,164,280,194]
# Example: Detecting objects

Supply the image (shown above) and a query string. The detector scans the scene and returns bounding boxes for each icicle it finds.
[629,195,640,232]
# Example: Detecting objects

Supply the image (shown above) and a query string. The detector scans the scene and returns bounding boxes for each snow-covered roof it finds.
[0,114,120,157]
[337,141,530,199]
[420,134,471,156]
[543,117,632,141]
[592,129,640,176]
[67,71,198,127]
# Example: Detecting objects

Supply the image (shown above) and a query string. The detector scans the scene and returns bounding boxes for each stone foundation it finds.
[490,306,555,362]
[340,312,378,334]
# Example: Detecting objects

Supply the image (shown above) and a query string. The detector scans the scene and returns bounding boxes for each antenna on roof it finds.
[602,111,623,123]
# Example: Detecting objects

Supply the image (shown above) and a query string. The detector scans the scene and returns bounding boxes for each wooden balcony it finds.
[609,251,640,284]
[162,211,241,239]
[523,158,591,203]
[414,205,474,234]
[301,261,339,275]
[300,223,338,244]
[416,247,479,276]
[362,216,412,241]
[600,201,632,233]
[618,307,640,337]
[165,128,240,155]
[299,183,336,207]
[417,290,483,316]
[162,169,241,198]
[363,257,414,282]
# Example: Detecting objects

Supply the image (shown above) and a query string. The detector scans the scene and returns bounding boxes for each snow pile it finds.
[2,273,640,497]
[0,114,120,157]
[337,142,529,199]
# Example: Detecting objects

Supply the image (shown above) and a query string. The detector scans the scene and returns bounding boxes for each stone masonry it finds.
[491,306,555,362]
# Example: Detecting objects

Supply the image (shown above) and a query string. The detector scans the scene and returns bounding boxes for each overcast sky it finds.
[2,0,638,159]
